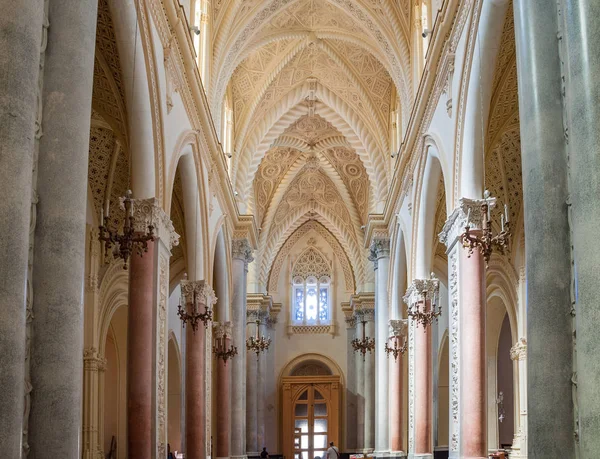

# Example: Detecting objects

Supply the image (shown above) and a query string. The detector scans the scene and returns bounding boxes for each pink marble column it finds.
[414,326,432,455]
[127,241,155,459]
[216,336,232,458]
[186,323,206,459]
[459,243,486,458]
[389,353,404,452]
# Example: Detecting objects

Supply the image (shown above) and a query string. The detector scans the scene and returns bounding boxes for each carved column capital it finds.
[232,238,254,267]
[213,321,233,339]
[389,319,408,339]
[83,347,107,372]
[510,338,527,361]
[403,276,440,307]
[439,196,496,249]
[131,197,180,250]
[180,279,217,307]
[368,238,390,270]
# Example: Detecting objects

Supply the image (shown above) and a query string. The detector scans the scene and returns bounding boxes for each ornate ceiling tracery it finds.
[214,0,409,291]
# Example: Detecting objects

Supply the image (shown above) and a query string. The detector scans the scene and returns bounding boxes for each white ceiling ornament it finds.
[292,246,332,279]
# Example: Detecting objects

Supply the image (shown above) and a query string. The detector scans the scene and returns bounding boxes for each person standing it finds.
[327,441,340,459]
[260,447,270,458]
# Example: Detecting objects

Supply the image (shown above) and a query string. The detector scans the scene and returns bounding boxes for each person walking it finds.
[326,441,340,459]
[260,447,270,458]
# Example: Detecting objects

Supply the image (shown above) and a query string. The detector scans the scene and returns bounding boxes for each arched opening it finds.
[168,337,182,453]
[497,314,515,449]
[102,305,128,459]
[436,335,449,448]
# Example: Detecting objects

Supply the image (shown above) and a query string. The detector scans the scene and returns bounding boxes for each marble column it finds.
[257,314,268,450]
[82,348,107,459]
[345,315,358,451]
[563,2,600,456]
[363,307,376,451]
[28,0,97,456]
[370,239,391,455]
[405,281,435,459]
[231,239,253,459]
[355,315,366,451]
[510,338,527,458]
[0,0,43,453]
[439,198,489,459]
[126,199,178,459]
[389,319,408,454]
[182,280,216,459]
[246,312,259,455]
[215,323,233,459]
[512,1,575,457]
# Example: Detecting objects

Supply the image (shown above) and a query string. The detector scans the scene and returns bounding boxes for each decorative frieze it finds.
[439,197,494,251]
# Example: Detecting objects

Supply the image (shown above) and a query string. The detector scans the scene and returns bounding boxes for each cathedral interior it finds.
[1,0,598,458]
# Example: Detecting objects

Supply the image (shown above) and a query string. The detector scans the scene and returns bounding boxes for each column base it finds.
[376,452,406,458]
[231,455,248,459]
[407,454,432,459]
[246,452,260,457]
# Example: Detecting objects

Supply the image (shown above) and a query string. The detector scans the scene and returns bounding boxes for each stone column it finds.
[389,319,408,454]
[563,3,600,456]
[126,199,178,459]
[355,314,365,451]
[510,338,527,458]
[345,315,357,451]
[0,0,43,453]
[512,1,575,458]
[363,307,376,451]
[182,280,216,459]
[405,280,435,459]
[82,347,107,459]
[231,239,253,459]
[257,314,268,450]
[246,311,259,455]
[28,0,98,456]
[215,323,233,459]
[439,198,489,459]
[370,238,391,456]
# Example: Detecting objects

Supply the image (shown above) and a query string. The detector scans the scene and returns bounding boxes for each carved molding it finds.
[438,196,495,250]
[510,338,527,361]
[131,197,179,251]
[232,238,255,265]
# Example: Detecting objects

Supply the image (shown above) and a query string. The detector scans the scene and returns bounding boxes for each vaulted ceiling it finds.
[211,0,412,288]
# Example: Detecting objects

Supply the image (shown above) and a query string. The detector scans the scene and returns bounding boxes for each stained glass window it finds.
[291,247,332,326]
[294,286,304,321]
[306,285,318,321]
[319,288,328,321]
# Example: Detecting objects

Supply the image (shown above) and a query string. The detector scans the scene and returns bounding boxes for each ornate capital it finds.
[439,196,496,249]
[354,306,375,322]
[345,315,356,329]
[232,238,254,265]
[83,347,107,372]
[131,197,180,250]
[213,321,233,339]
[368,238,390,270]
[403,276,440,306]
[246,309,261,322]
[180,279,217,307]
[510,338,527,361]
[389,319,408,339]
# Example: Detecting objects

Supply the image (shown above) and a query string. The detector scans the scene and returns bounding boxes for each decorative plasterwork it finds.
[232,238,255,265]
[131,198,180,251]
[267,220,356,293]
[292,246,331,279]
[510,338,527,361]
[388,318,407,339]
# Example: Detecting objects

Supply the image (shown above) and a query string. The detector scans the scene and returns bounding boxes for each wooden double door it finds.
[282,376,340,459]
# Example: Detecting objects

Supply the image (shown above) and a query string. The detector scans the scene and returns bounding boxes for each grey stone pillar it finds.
[0,0,44,455]
[364,308,376,451]
[246,313,259,455]
[563,2,600,455]
[28,0,98,457]
[513,1,575,458]
[370,239,391,455]
[345,316,357,451]
[231,240,253,459]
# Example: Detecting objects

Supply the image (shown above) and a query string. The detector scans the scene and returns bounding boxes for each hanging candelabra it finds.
[98,190,155,269]
[351,318,375,360]
[460,190,511,267]
[178,276,216,332]
[213,322,238,363]
[497,391,506,423]
[385,319,408,361]
[404,275,441,329]
[246,319,271,358]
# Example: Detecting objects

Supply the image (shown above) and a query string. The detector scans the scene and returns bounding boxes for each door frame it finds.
[282,375,341,459]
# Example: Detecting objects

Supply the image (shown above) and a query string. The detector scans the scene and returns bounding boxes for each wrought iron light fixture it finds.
[352,319,375,359]
[404,275,441,329]
[213,327,237,364]
[460,190,511,267]
[98,190,155,269]
[246,319,271,358]
[178,276,216,332]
